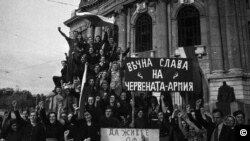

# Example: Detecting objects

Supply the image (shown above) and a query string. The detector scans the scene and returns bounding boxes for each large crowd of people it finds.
[0,27,247,141]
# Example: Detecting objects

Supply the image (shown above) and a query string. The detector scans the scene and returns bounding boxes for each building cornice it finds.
[79,0,106,9]
[98,0,137,15]
[80,0,138,15]
[65,0,167,27]
[65,0,136,27]
[64,15,84,27]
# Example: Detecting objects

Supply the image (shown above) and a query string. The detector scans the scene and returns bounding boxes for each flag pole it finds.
[131,92,135,128]
[78,62,88,119]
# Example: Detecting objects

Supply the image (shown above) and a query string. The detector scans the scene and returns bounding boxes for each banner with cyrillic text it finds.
[101,128,159,141]
[124,58,193,92]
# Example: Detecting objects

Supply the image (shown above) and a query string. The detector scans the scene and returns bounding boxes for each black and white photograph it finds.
[0,0,250,141]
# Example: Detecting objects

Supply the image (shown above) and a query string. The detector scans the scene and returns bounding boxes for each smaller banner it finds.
[124,58,193,92]
[76,12,115,26]
[101,128,159,141]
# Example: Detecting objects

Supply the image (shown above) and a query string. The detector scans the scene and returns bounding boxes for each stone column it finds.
[131,25,135,53]
[237,0,250,71]
[94,26,102,38]
[167,3,172,57]
[154,1,168,57]
[118,11,127,51]
[208,0,225,73]
[102,27,106,40]
[87,26,94,39]
[127,8,131,51]
[224,0,242,72]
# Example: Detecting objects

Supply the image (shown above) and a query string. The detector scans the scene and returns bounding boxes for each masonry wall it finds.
[67,0,250,105]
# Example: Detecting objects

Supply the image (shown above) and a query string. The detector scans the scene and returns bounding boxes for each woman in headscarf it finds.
[76,110,100,141]
[224,115,236,129]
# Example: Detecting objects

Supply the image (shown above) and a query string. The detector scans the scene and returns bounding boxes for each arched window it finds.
[135,14,152,52]
[178,6,201,47]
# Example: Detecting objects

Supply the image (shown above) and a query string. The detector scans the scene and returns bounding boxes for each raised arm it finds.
[64,130,70,141]
[12,100,26,126]
[184,116,201,133]
[129,99,135,128]
[160,95,168,114]
[195,99,202,110]
[58,27,70,40]
[39,101,49,125]
[94,96,101,108]
[1,108,12,138]
[2,110,11,129]
[122,47,130,59]
[107,62,112,75]
[178,113,188,137]
[57,102,65,125]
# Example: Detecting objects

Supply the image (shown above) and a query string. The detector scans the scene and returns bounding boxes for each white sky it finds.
[0,0,81,94]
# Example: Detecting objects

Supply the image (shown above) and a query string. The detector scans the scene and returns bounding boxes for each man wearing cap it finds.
[62,86,77,113]
[233,110,246,125]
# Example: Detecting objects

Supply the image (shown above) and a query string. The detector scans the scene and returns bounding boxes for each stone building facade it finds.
[64,0,250,109]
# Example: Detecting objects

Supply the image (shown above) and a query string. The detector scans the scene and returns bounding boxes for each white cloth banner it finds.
[76,12,115,25]
[78,64,88,118]
[101,128,159,141]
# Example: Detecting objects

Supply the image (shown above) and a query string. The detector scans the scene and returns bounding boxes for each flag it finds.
[76,12,115,26]
[78,63,88,119]
[179,46,205,106]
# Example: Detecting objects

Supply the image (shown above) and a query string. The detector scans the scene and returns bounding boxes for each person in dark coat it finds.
[1,101,26,141]
[210,109,235,141]
[76,111,100,141]
[2,101,23,141]
[0,117,3,139]
[39,101,64,141]
[98,56,109,72]
[119,91,132,127]
[1,110,12,139]
[21,111,46,141]
[233,110,246,125]
[85,96,102,123]
[100,107,120,128]
[58,27,79,83]
[195,106,214,141]
[74,54,88,80]
[217,81,236,103]
[53,60,67,87]
[157,112,170,138]
[87,47,98,69]
[93,35,103,54]
[62,112,78,140]
[4,119,22,141]
[90,64,101,81]
[83,77,97,99]
[134,109,148,128]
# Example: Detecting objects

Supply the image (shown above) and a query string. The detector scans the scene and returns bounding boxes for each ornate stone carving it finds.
[179,0,194,4]
[173,45,207,58]
[130,0,157,26]
[133,1,147,15]
[114,5,124,14]
[194,45,207,58]
[171,0,205,19]
[148,2,156,13]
